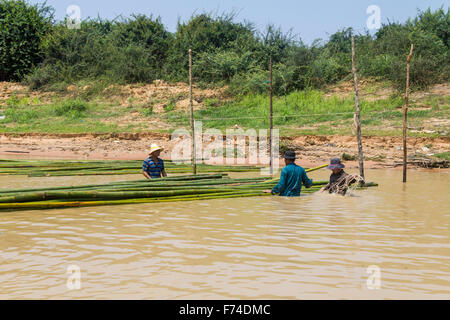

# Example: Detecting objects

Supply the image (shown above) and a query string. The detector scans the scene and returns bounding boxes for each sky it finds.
[30,0,447,44]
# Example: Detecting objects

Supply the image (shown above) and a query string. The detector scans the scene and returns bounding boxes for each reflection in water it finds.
[0,170,449,299]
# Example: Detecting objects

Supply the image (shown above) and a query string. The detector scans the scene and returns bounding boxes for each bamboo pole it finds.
[0,161,265,176]
[269,56,274,176]
[0,165,380,211]
[0,184,379,212]
[189,48,197,175]
[351,36,365,181]
[403,44,414,183]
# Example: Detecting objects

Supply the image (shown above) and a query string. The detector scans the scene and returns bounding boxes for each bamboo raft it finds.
[0,159,262,176]
[0,166,378,211]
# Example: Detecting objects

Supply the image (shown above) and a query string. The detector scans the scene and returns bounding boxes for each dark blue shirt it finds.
[271,163,313,197]
[143,157,165,179]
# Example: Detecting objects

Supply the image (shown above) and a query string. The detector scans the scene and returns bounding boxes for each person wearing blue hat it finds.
[264,150,313,197]
[321,158,359,195]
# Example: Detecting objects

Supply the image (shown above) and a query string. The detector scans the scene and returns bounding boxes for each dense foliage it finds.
[0,1,448,93]
[0,0,53,81]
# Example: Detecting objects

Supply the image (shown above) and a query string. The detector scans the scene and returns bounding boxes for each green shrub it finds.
[7,6,450,94]
[25,63,64,89]
[194,50,258,83]
[413,7,449,47]
[0,0,53,81]
[27,15,170,87]
[359,54,396,77]
[227,69,268,96]
[434,152,450,161]
[387,28,448,90]
[25,20,116,87]
[110,44,158,83]
[110,15,171,82]
[342,153,356,161]
[140,106,154,117]
[204,98,221,108]
[4,107,39,123]
[54,99,89,117]
[311,56,348,85]
[6,94,20,107]
[164,104,175,112]
[166,12,260,81]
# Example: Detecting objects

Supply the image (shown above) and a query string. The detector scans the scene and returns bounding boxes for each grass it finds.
[0,98,126,134]
[54,99,89,117]
[0,84,448,137]
[420,95,450,111]
[165,89,448,137]
[140,106,154,117]
[166,89,406,128]
[434,152,450,161]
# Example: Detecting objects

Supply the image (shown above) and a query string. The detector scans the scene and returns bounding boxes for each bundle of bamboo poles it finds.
[0,166,378,211]
[0,159,262,176]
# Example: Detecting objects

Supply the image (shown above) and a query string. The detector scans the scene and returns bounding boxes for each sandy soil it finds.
[3,79,447,108]
[1,80,448,169]
[324,79,449,101]
[1,132,448,170]
[0,80,229,113]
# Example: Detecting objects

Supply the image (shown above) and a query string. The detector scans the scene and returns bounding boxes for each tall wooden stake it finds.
[351,36,365,181]
[403,44,414,183]
[189,49,197,175]
[269,56,274,176]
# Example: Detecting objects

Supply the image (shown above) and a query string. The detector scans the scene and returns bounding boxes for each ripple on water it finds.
[0,169,449,299]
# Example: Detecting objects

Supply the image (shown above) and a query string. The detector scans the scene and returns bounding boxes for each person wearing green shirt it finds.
[264,150,313,197]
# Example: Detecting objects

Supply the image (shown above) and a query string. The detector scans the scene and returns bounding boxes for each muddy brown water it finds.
[0,169,449,299]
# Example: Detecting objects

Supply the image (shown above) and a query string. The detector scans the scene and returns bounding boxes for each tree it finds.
[0,0,53,81]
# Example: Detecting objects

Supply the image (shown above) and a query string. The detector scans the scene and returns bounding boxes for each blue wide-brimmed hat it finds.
[327,158,345,170]
[282,150,296,160]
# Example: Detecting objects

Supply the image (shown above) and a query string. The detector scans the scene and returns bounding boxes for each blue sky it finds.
[32,0,447,44]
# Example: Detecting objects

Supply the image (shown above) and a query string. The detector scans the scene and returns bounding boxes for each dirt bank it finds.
[0,80,229,113]
[1,132,448,170]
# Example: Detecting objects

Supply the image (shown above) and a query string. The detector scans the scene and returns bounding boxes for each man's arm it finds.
[161,160,167,177]
[143,171,151,180]
[302,170,313,188]
[143,160,151,180]
[348,174,363,186]
[271,169,287,195]
[320,182,331,192]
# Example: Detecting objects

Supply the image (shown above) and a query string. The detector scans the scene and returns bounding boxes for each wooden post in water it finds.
[269,56,274,176]
[403,44,414,183]
[351,36,365,181]
[189,49,197,175]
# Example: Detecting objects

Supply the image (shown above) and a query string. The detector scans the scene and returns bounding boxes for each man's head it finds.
[282,150,296,165]
[151,150,161,158]
[149,144,164,158]
[327,158,345,173]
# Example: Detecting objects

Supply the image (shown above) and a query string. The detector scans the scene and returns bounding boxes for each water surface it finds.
[0,169,449,299]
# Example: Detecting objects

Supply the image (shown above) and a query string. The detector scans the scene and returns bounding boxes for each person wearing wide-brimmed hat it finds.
[320,158,358,195]
[263,150,313,197]
[142,144,167,180]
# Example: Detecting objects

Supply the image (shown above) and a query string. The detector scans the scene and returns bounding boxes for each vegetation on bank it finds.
[167,88,449,136]
[0,0,448,95]
[0,82,448,137]
[0,1,448,138]
[435,152,450,161]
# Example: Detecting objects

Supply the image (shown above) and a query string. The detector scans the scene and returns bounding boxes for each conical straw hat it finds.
[149,144,164,155]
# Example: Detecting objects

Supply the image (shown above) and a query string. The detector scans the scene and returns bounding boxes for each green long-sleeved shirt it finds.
[271,163,313,197]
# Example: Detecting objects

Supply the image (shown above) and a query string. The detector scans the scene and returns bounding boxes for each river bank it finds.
[1,79,448,169]
[1,132,448,170]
